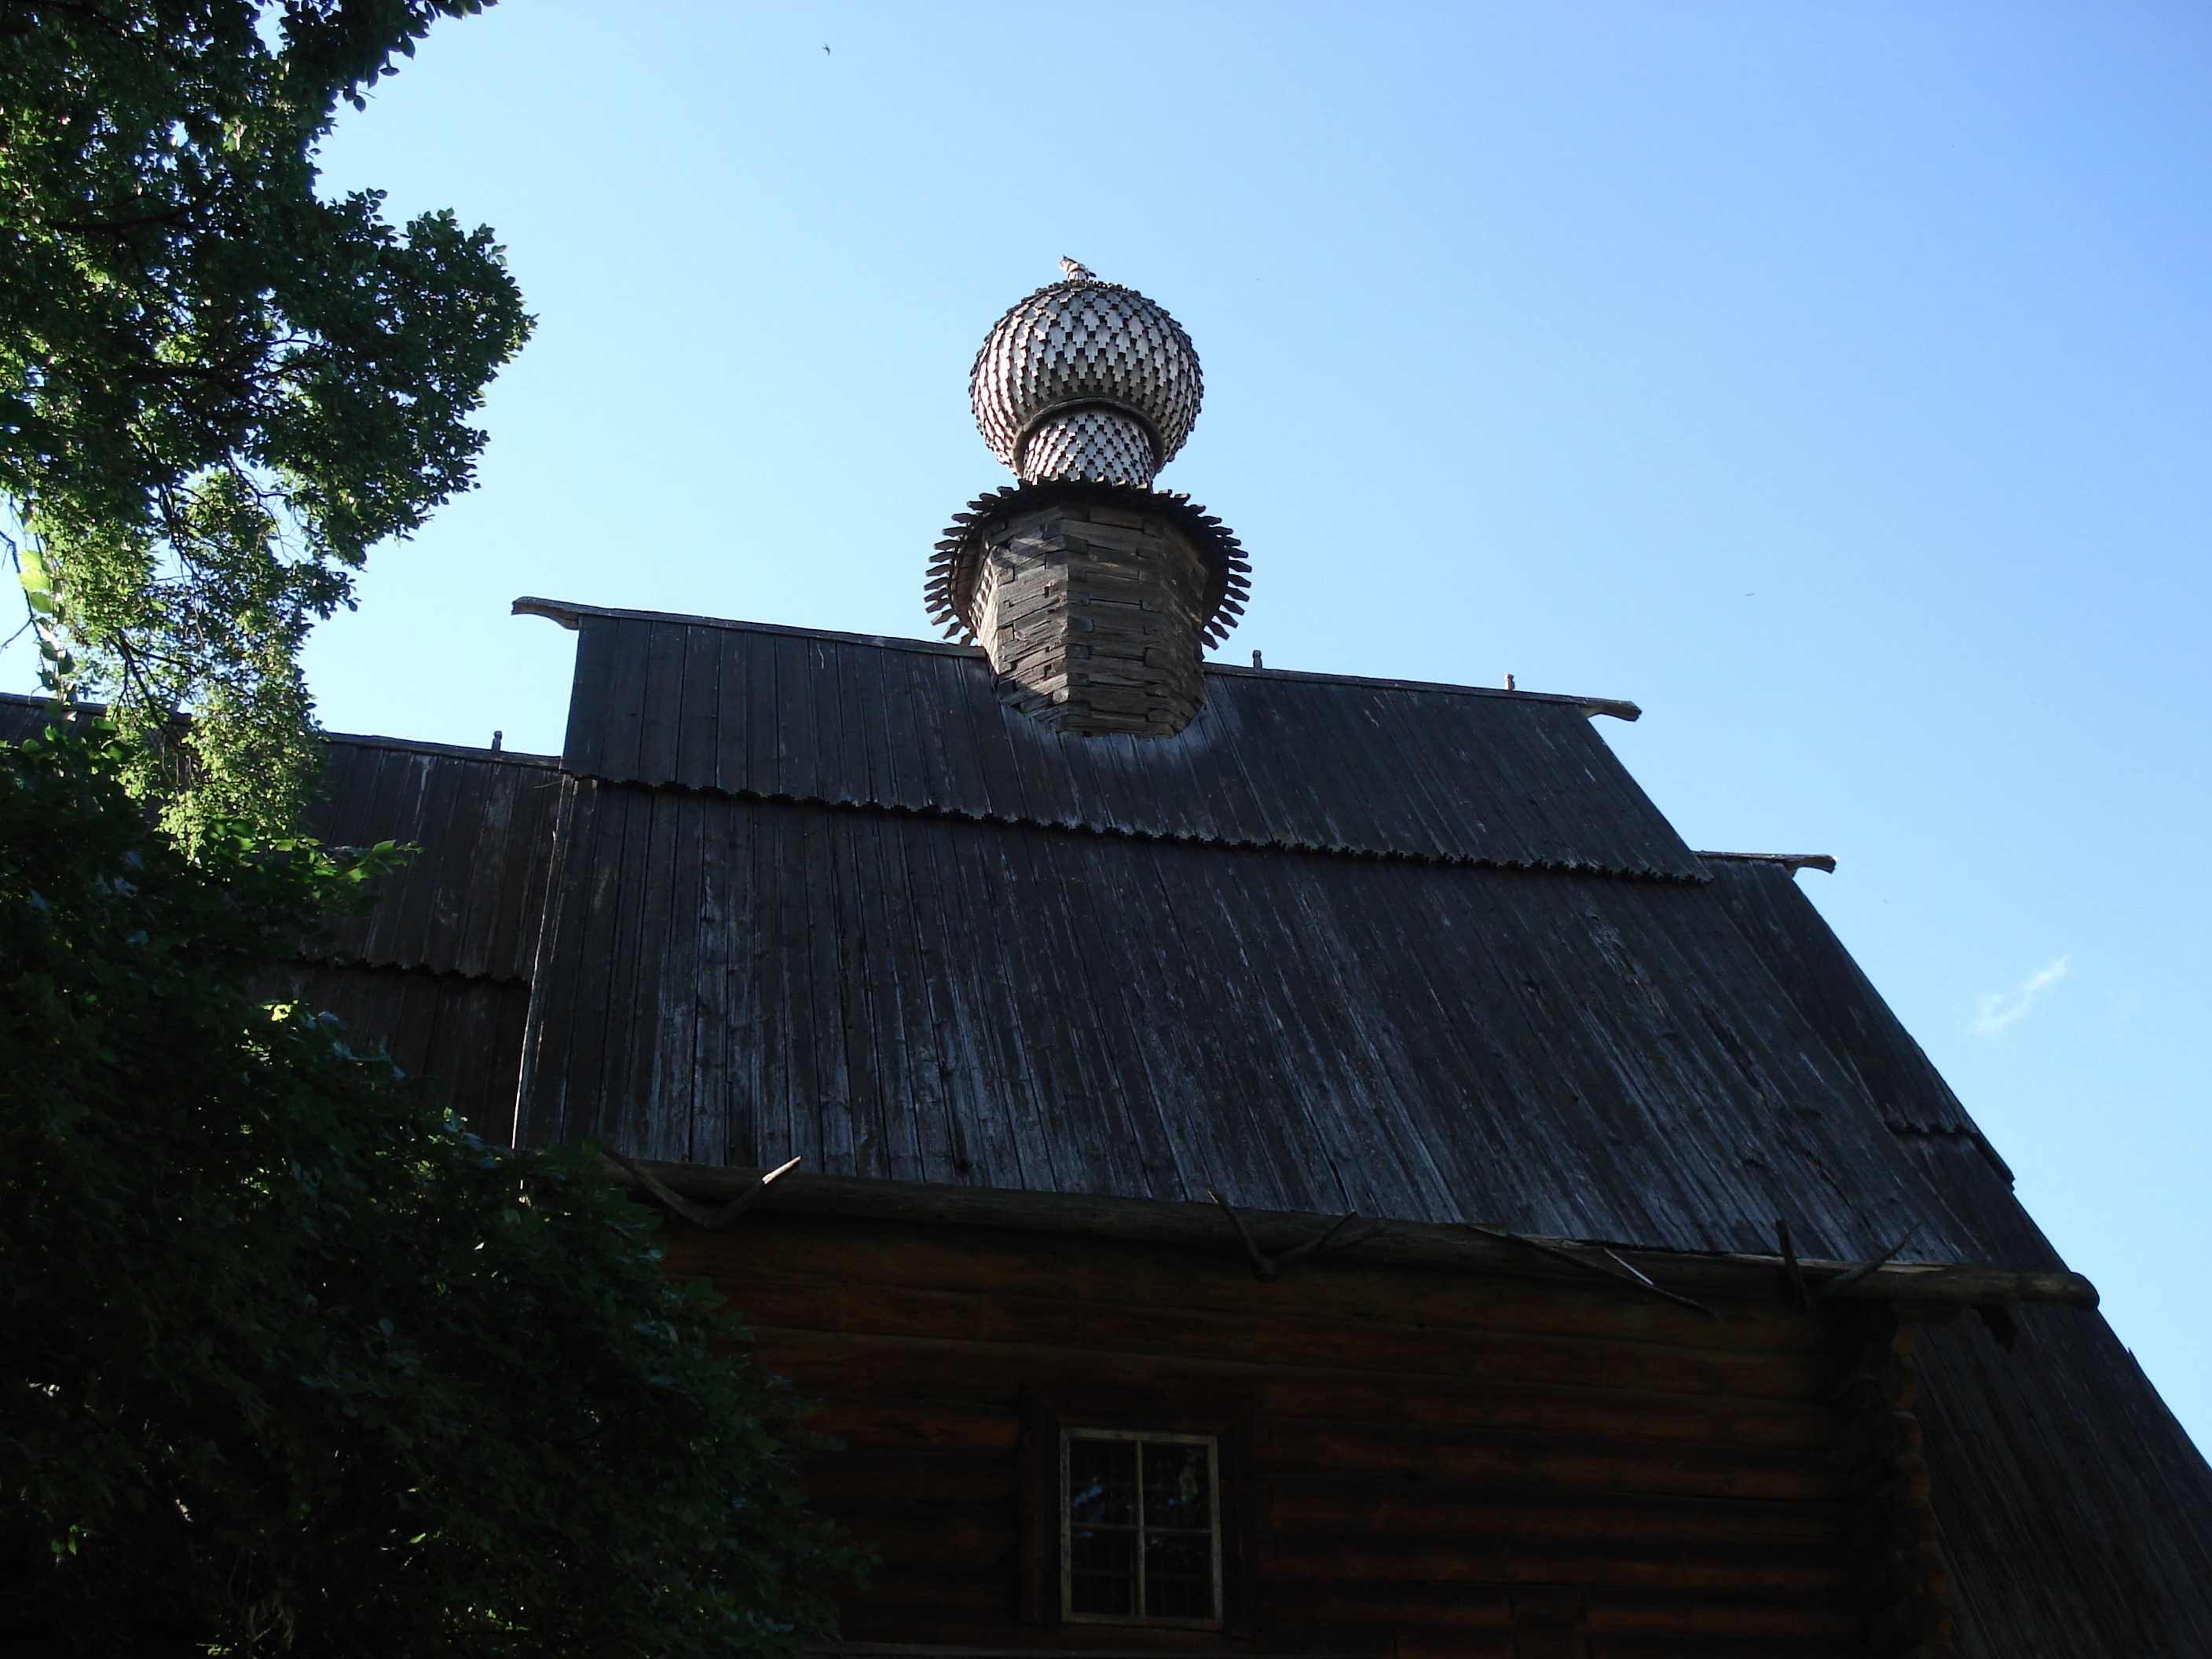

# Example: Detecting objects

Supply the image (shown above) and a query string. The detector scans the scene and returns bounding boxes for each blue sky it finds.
[14,1,2207,1440]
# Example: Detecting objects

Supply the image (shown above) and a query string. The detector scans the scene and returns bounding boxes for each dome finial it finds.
[1059,255,1097,280]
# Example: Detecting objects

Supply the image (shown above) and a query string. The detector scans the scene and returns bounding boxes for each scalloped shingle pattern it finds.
[1020,408,1158,484]
[970,278,1202,481]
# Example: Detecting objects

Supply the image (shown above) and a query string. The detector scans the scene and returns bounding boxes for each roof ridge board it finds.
[1697,848,1839,874]
[325,732,561,767]
[515,595,987,660]
[563,767,1711,882]
[1214,659,1640,720]
[512,598,1640,719]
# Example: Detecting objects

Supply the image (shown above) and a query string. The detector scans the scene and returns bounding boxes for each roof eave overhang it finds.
[604,1157,2097,1313]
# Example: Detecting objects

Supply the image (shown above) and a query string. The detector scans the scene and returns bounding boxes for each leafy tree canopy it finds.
[0,717,866,1655]
[1,2,532,840]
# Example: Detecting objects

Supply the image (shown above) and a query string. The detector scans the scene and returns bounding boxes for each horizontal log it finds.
[832,1613,1380,1657]
[827,1495,1849,1584]
[771,1359,1840,1454]
[1264,1476,1851,1547]
[722,1279,1837,1400]
[830,1509,1016,1567]
[795,1390,1837,1472]
[1584,1591,1863,1639]
[1576,1641,1859,1659]
[1271,1578,1859,1638]
[1261,1420,1845,1503]
[1261,1580,1511,1631]
[623,1161,2099,1310]
[1389,1628,1858,1659]
[1390,1632,1517,1659]
[803,1397,1020,1453]
[797,1413,1840,1509]
[665,1215,1838,1355]
[831,1558,1018,1617]
[803,1448,1016,1508]
[1249,1376,1835,1451]
[1266,1533,1851,1593]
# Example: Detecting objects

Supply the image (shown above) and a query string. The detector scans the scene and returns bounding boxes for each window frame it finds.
[1017,1383,1254,1635]
[1058,1425,1224,1629]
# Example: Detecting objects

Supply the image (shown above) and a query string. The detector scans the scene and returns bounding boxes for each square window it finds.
[1060,1429,1221,1628]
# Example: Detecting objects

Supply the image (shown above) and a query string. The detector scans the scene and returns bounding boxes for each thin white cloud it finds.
[1973,957,2071,1038]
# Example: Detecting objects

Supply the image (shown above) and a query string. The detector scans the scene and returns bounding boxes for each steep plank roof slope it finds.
[517,606,1972,1263]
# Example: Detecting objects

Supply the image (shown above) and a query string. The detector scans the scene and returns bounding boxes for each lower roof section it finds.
[518,778,1975,1265]
[1899,1130,2212,1657]
[312,734,561,980]
[1703,854,1984,1140]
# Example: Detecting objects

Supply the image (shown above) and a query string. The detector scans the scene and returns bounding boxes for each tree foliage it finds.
[0,716,866,1655]
[0,2,532,840]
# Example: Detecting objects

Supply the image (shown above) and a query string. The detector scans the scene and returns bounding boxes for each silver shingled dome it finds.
[969,272,1203,485]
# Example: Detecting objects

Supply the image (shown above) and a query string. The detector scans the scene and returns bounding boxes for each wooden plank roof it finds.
[1701,853,1983,1138]
[518,781,1973,1264]
[520,599,1696,879]
[310,734,562,982]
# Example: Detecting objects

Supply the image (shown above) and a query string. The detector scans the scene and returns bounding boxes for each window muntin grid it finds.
[1060,1428,1221,1628]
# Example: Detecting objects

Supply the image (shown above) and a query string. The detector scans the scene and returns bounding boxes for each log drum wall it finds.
[972,499,1212,736]
[662,1213,1943,1658]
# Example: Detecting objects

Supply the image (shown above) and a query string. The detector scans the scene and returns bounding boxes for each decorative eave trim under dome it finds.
[925,480,1251,650]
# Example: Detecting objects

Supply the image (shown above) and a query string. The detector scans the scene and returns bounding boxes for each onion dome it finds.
[970,268,1203,485]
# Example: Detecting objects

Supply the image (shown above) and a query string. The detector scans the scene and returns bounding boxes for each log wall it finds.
[662,1212,1932,1658]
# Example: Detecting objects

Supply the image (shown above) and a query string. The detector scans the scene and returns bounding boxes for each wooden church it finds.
[38,266,2212,1656]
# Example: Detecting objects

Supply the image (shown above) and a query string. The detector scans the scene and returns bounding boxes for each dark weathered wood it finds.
[1705,856,1979,1141]
[280,964,529,1139]
[309,736,560,983]
[726,1280,1831,1400]
[1258,1420,1841,1503]
[663,1214,1836,1353]
[635,1163,2097,1310]
[606,1151,797,1228]
[971,499,1214,737]
[525,606,1688,875]
[526,787,2004,1263]
[769,1348,1842,1449]
[1887,1132,2212,1659]
[1265,1531,1852,1591]
[1262,1476,1852,1547]
[668,1210,1877,1650]
[516,595,1639,719]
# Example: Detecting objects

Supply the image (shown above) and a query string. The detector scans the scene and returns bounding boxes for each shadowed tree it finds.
[1,0,532,840]
[0,717,867,1654]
